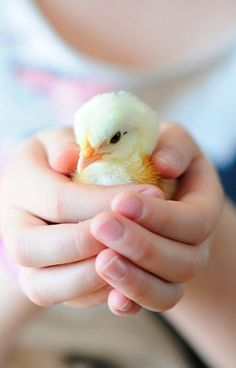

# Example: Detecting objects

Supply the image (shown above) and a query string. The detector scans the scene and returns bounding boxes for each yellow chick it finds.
[73,91,161,187]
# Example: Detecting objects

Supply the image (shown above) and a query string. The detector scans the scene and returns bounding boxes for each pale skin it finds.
[1,0,236,366]
[0,125,228,359]
[3,124,217,311]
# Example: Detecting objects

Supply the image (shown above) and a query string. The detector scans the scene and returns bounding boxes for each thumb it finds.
[152,123,201,179]
[37,126,80,175]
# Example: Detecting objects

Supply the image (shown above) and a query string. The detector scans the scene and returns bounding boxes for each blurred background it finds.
[1,0,235,367]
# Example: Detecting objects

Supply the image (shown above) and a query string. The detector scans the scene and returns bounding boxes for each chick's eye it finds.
[110,131,121,144]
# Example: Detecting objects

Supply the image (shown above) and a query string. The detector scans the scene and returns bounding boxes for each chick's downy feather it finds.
[73,91,161,187]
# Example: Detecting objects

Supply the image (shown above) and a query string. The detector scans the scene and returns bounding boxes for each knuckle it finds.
[99,189,114,213]
[72,221,103,259]
[177,244,209,283]
[192,185,224,245]
[130,283,147,303]
[193,226,209,245]
[132,238,153,265]
[128,277,183,313]
[157,208,172,235]
[1,222,31,267]
[46,185,67,223]
[190,209,210,245]
[70,224,82,258]
[54,188,66,223]
[65,285,110,308]
[20,270,51,307]
[159,285,184,312]
[178,256,199,282]
[72,221,91,258]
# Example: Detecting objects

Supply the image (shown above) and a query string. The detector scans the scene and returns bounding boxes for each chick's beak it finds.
[77,137,102,172]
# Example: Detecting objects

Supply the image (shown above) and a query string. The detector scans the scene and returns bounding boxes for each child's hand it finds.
[90,124,224,315]
[0,127,161,307]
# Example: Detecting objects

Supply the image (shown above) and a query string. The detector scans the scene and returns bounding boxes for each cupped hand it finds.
[0,127,162,307]
[91,124,224,315]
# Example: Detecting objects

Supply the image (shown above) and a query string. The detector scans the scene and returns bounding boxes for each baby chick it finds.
[73,91,161,187]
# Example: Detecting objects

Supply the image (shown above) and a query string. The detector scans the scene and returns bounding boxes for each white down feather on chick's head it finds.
[73,91,160,186]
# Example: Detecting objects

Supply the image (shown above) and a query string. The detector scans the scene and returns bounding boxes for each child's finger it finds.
[19,258,106,307]
[1,208,104,268]
[36,126,80,174]
[96,249,184,312]
[64,285,112,308]
[107,289,140,316]
[91,212,208,284]
[152,123,200,178]
[112,157,223,245]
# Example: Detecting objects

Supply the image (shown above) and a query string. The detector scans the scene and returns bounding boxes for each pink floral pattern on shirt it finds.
[15,67,113,122]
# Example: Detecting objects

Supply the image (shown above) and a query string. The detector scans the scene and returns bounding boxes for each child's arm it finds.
[166,200,236,368]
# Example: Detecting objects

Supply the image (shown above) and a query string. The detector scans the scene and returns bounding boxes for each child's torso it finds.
[1,0,236,170]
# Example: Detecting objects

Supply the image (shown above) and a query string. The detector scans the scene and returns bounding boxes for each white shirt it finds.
[0,0,236,168]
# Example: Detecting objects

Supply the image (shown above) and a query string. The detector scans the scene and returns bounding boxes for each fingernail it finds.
[114,195,143,219]
[140,187,164,198]
[118,299,133,312]
[93,217,124,242]
[101,256,127,281]
[157,149,182,171]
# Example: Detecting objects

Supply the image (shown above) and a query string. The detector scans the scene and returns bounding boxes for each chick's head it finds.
[74,91,160,172]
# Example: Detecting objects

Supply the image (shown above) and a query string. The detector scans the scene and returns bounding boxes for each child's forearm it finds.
[0,262,41,360]
[165,199,236,368]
